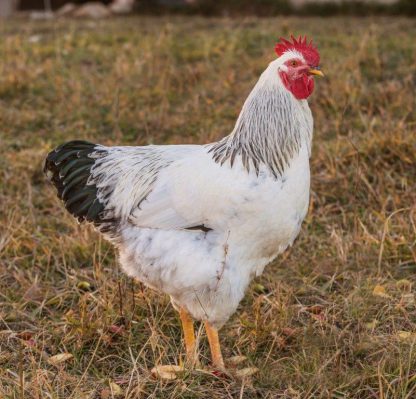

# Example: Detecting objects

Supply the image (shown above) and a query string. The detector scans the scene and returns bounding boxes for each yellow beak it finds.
[309,68,324,77]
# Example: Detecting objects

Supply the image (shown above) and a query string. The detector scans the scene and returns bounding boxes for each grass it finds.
[0,15,415,399]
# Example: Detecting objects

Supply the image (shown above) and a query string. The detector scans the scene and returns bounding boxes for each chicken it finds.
[44,35,323,371]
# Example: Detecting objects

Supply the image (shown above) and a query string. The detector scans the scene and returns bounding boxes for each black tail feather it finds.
[44,140,107,225]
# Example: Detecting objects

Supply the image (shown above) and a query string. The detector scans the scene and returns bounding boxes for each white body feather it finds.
[89,52,314,327]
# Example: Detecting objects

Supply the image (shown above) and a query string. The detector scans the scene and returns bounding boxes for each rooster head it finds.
[274,35,323,100]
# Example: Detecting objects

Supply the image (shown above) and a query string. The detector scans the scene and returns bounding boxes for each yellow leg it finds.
[204,321,225,369]
[179,308,197,365]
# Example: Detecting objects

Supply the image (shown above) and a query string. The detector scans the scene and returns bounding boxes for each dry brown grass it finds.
[0,15,415,399]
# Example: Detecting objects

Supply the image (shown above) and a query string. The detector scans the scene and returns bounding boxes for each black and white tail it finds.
[44,140,118,238]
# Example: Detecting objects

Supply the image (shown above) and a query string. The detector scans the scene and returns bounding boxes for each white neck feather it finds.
[209,57,313,178]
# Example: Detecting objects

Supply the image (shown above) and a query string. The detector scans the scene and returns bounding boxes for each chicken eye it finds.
[290,60,298,67]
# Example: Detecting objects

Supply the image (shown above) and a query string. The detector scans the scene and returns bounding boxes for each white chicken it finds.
[44,35,323,371]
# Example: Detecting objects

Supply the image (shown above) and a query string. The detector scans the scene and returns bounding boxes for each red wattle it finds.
[279,71,314,100]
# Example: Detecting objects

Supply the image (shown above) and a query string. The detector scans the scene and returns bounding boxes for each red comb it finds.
[275,35,320,66]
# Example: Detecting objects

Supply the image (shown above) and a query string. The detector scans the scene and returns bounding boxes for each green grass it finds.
[0,15,415,399]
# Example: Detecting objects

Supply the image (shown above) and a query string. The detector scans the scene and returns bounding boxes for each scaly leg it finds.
[204,321,225,370]
[151,307,199,379]
[179,307,198,366]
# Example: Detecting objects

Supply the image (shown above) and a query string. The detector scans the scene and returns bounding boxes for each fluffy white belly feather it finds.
[118,145,310,328]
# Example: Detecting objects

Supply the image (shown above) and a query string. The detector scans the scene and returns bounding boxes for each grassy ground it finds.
[0,15,415,399]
